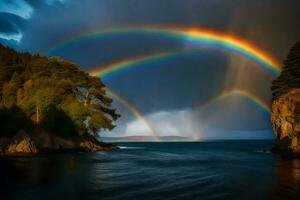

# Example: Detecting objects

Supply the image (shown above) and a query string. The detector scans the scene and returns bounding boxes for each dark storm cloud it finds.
[19,0,238,52]
[104,50,229,112]
[0,0,33,43]
[0,0,67,44]
[0,14,21,34]
[0,0,33,19]
[18,0,300,56]
[0,13,26,47]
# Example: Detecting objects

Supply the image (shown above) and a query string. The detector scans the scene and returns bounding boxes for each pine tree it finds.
[272,41,300,99]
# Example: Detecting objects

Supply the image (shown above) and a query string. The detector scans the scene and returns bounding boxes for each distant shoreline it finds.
[102,135,275,143]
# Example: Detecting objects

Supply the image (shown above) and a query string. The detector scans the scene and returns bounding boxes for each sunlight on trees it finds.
[0,44,120,138]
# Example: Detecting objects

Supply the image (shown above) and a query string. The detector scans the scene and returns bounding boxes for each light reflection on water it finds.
[0,141,300,200]
[272,159,300,199]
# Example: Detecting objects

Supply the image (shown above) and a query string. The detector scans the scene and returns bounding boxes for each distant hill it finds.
[101,135,197,142]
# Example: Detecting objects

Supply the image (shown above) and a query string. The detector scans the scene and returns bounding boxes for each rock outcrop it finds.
[79,137,103,152]
[78,136,117,152]
[0,130,118,155]
[271,89,300,156]
[6,131,38,154]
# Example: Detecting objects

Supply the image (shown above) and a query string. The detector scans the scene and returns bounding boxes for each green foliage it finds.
[88,107,116,136]
[61,99,89,136]
[272,41,300,99]
[0,43,120,138]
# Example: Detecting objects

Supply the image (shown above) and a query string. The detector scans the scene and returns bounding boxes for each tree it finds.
[272,41,300,99]
[0,44,120,138]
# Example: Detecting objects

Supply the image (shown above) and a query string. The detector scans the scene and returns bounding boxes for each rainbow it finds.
[199,89,270,114]
[47,27,281,76]
[89,51,183,78]
[105,88,160,141]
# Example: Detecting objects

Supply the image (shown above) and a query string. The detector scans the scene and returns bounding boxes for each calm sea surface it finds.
[0,140,300,200]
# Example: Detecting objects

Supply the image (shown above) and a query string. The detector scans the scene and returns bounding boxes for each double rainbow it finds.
[47,26,278,140]
[48,27,281,76]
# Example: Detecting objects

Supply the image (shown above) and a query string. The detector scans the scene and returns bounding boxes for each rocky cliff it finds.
[271,41,300,157]
[272,89,300,156]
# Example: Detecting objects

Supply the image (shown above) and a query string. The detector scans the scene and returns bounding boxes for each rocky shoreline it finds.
[0,130,118,155]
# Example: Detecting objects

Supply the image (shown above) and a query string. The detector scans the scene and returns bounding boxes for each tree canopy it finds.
[272,41,300,99]
[0,44,120,138]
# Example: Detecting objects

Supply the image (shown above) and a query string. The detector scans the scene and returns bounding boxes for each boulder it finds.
[79,140,103,152]
[6,130,38,154]
[78,136,118,152]
[78,136,104,152]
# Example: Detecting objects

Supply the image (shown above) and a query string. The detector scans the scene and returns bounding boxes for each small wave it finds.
[256,149,272,154]
[118,146,145,149]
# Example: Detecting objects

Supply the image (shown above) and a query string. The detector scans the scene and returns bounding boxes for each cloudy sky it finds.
[1,0,299,139]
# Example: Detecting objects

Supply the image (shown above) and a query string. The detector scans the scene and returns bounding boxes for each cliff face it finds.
[271,41,300,156]
[271,89,300,155]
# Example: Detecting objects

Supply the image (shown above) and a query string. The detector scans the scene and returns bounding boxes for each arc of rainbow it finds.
[199,89,270,114]
[47,27,281,76]
[89,51,183,78]
[192,89,270,140]
[105,88,160,141]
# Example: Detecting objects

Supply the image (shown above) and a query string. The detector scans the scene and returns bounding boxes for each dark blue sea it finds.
[1,140,300,200]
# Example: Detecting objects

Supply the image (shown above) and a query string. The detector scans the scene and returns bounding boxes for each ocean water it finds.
[0,140,300,200]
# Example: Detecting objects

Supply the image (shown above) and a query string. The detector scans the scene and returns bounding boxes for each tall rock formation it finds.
[271,41,300,156]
